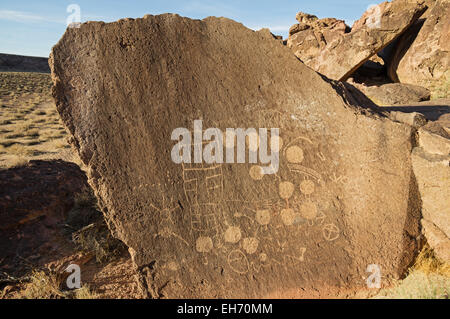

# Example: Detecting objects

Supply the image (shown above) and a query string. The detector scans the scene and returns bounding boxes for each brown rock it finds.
[421,219,450,263]
[412,147,450,238]
[356,83,431,106]
[295,12,319,24]
[287,13,349,65]
[388,0,450,98]
[50,14,421,298]
[388,111,427,128]
[288,1,427,81]
[418,126,450,155]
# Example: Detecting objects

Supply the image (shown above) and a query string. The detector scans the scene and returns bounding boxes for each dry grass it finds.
[0,72,75,168]
[69,191,127,264]
[376,246,450,299]
[413,246,450,277]
[0,72,52,98]
[19,270,98,299]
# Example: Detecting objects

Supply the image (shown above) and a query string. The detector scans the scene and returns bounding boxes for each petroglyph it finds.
[300,179,315,195]
[255,209,271,225]
[196,236,214,253]
[323,223,340,242]
[242,237,259,254]
[249,165,264,180]
[50,14,420,296]
[279,181,295,200]
[228,250,250,275]
[224,226,242,244]
[286,146,304,164]
[281,208,297,226]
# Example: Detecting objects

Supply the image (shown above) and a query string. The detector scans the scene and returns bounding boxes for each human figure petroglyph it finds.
[178,131,342,277]
[150,200,190,247]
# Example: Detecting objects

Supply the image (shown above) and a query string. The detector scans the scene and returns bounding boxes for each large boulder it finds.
[350,82,431,106]
[287,13,349,66]
[287,0,426,81]
[412,127,450,236]
[50,14,421,298]
[387,0,450,98]
[412,139,450,263]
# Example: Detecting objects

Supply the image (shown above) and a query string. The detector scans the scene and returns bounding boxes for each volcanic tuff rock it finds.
[387,0,450,98]
[287,13,349,66]
[287,0,427,81]
[352,83,431,106]
[412,135,450,263]
[50,14,421,298]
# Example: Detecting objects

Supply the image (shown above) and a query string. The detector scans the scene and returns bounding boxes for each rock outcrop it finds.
[50,14,422,298]
[287,0,427,80]
[412,125,450,263]
[387,0,450,98]
[351,82,431,106]
[287,13,349,67]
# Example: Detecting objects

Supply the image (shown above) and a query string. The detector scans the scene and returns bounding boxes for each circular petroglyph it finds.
[224,226,242,244]
[286,146,304,163]
[246,132,259,152]
[281,208,296,226]
[228,250,250,275]
[300,179,315,195]
[242,237,259,254]
[196,236,213,253]
[224,130,236,149]
[279,181,295,199]
[299,200,318,220]
[323,223,340,241]
[249,165,264,180]
[270,136,283,152]
[256,209,271,225]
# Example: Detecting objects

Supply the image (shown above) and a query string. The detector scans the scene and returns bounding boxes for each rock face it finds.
[352,83,431,106]
[412,125,450,262]
[287,13,349,67]
[287,0,426,81]
[50,15,421,298]
[387,0,450,98]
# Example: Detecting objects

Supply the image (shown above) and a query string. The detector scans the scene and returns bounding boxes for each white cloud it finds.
[0,10,50,23]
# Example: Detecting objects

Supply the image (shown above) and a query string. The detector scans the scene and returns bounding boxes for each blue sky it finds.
[0,0,378,57]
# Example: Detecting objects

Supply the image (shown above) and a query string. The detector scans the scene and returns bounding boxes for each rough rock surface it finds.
[288,0,426,81]
[352,83,431,106]
[50,14,421,298]
[0,160,91,276]
[287,13,349,66]
[411,119,450,263]
[387,0,450,98]
[421,219,450,263]
[412,130,450,236]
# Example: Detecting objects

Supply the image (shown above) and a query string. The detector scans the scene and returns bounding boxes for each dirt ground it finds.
[0,72,142,299]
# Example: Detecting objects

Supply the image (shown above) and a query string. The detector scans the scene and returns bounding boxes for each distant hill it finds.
[0,53,50,73]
